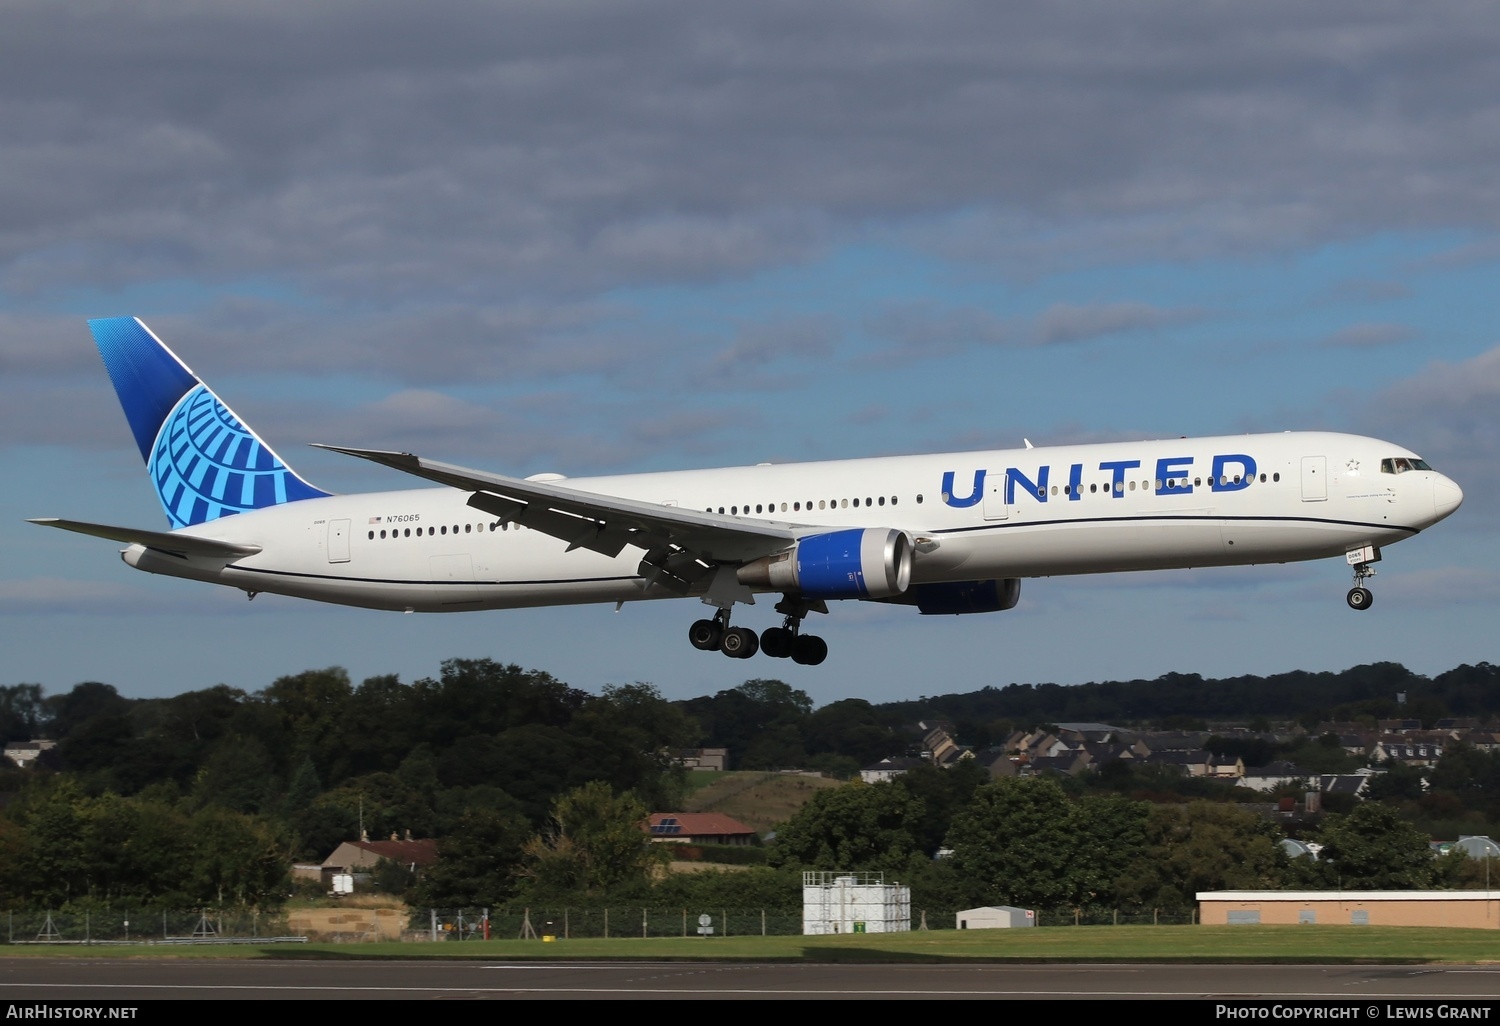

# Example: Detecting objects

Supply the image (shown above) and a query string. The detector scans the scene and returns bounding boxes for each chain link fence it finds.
[1,905,1196,944]
[3,909,301,944]
[411,905,1197,939]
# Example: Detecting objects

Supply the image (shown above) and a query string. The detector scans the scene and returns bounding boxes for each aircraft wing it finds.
[28,518,263,559]
[314,445,805,594]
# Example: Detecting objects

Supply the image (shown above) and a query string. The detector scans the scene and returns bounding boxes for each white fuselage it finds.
[125,431,1462,614]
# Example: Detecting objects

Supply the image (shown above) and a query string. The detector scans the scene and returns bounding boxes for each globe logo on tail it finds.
[151,384,307,528]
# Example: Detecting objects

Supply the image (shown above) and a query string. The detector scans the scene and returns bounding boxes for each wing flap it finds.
[28,518,262,559]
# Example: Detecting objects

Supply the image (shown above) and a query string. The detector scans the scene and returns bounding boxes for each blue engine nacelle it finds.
[737,528,913,599]
[880,578,1021,614]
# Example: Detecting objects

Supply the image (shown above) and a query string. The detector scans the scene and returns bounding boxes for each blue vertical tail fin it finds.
[88,317,330,529]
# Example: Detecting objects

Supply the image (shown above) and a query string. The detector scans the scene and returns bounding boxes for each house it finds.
[860,756,928,783]
[677,748,729,771]
[646,812,757,846]
[1373,740,1444,767]
[2,740,55,768]
[321,836,440,888]
[1240,761,1313,792]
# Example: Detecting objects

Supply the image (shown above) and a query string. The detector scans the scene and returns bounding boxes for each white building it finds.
[956,906,1035,929]
[802,872,910,935]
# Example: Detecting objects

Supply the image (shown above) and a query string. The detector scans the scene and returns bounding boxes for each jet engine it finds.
[737,528,913,599]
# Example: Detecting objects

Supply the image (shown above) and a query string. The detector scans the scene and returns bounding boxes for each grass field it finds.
[681,771,842,834]
[4,925,1498,963]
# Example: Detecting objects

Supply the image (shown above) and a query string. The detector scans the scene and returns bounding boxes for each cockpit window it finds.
[1381,457,1433,474]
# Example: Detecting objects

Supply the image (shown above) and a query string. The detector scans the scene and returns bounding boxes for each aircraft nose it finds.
[1433,475,1464,521]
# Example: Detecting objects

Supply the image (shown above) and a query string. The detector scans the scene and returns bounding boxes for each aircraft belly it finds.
[984,518,1229,575]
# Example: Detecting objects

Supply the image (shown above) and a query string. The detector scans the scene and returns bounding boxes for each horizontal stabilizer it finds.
[27,518,262,559]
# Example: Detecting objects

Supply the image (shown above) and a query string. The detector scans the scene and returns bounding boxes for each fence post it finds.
[85,911,90,945]
[604,908,609,939]
[723,909,728,938]
[565,908,569,940]
[1113,909,1118,927]
[642,908,647,939]
[682,909,686,938]
[430,908,437,943]
[762,909,766,937]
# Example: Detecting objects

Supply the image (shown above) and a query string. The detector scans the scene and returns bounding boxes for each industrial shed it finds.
[956,906,1034,929]
[1198,891,1500,929]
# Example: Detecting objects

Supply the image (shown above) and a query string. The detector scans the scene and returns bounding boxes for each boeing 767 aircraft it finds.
[31,317,1464,666]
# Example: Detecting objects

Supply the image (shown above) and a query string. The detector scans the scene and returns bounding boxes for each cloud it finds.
[1032,302,1201,346]
[1345,344,1500,528]
[691,314,842,389]
[1378,565,1500,608]
[1318,322,1414,349]
[5,1,1500,305]
[864,301,1010,358]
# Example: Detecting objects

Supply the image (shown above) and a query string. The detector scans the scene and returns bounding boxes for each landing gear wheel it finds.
[689,619,724,650]
[792,634,828,666]
[760,626,794,658]
[721,626,760,659]
[1346,587,1373,611]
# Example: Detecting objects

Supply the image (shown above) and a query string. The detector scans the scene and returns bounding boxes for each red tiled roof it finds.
[351,838,440,865]
[647,812,755,836]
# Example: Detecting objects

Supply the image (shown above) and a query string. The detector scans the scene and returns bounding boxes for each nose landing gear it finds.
[1346,545,1380,611]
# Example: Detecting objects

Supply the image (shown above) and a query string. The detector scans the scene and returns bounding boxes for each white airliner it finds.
[33,318,1464,666]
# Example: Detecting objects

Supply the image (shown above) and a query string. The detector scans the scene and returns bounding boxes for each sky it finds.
[2,1,1497,708]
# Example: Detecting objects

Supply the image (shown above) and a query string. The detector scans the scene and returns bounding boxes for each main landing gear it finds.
[688,597,829,665]
[1345,545,1381,611]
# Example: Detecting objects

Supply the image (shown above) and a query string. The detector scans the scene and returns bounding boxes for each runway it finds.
[4,959,1500,1000]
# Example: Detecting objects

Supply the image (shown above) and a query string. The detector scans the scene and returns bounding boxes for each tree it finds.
[1314,802,1436,889]
[1117,802,1286,909]
[521,782,667,899]
[769,780,927,876]
[0,683,48,743]
[944,777,1079,908]
[410,803,531,908]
